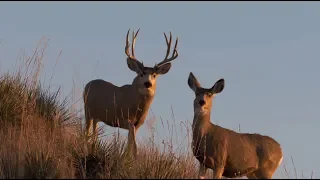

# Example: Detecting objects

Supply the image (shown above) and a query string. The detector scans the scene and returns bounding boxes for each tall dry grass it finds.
[0,38,312,179]
[0,39,198,179]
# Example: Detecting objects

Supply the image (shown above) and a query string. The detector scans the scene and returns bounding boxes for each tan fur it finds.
[83,29,179,158]
[188,72,283,179]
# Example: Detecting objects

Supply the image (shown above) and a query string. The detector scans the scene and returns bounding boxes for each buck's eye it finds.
[140,72,145,77]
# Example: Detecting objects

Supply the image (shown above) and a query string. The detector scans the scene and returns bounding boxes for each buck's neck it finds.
[130,89,154,125]
[138,93,154,107]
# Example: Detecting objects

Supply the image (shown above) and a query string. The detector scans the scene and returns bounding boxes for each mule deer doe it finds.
[187,72,283,179]
[83,29,179,158]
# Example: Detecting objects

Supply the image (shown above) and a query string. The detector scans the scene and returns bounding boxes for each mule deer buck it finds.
[83,29,179,158]
[187,72,283,179]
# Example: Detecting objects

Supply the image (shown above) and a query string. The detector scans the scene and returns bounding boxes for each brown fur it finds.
[188,72,283,179]
[83,29,179,158]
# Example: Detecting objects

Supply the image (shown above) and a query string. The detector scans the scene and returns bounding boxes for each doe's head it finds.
[188,72,225,115]
[125,29,179,96]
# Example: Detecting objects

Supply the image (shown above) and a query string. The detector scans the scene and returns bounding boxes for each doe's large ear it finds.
[188,72,201,92]
[211,78,225,94]
[127,58,144,73]
[156,63,172,75]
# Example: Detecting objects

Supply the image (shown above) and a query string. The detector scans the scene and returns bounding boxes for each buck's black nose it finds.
[199,100,206,106]
[144,82,152,88]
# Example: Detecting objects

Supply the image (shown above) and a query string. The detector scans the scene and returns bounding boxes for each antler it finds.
[155,32,179,68]
[125,29,141,61]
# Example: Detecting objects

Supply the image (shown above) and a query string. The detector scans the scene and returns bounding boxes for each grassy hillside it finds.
[0,41,199,179]
[0,40,309,179]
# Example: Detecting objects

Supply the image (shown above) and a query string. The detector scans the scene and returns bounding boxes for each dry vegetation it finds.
[0,39,310,179]
[0,39,199,179]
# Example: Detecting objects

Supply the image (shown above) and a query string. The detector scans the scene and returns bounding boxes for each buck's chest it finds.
[126,102,149,125]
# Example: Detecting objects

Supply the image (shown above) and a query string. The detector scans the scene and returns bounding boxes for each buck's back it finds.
[83,79,132,122]
[84,79,120,104]
[83,79,151,128]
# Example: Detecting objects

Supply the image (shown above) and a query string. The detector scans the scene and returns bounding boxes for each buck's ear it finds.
[211,78,225,94]
[127,58,144,73]
[188,72,201,92]
[156,63,172,75]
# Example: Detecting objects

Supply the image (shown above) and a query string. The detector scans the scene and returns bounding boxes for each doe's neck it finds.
[193,111,211,127]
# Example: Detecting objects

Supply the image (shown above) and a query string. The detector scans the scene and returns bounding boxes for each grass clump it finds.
[0,38,305,179]
[0,39,198,179]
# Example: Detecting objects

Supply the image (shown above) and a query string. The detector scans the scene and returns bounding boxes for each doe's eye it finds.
[152,74,157,78]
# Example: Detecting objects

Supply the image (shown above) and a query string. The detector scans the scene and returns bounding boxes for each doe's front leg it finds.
[212,166,224,179]
[198,163,208,179]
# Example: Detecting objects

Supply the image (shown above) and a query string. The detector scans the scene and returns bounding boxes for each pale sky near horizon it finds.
[0,2,319,178]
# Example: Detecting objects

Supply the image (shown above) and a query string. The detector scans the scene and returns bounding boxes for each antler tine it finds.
[131,29,140,58]
[131,30,135,57]
[125,29,140,61]
[125,29,131,58]
[172,37,179,58]
[155,32,179,68]
[163,32,172,60]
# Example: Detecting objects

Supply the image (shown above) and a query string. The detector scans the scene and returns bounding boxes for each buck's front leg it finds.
[126,120,137,158]
[92,119,99,142]
[198,163,208,179]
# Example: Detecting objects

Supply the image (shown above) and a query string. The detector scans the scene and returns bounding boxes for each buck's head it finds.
[125,29,179,96]
[188,72,225,115]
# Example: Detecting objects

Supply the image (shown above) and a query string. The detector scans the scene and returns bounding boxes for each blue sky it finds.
[0,2,319,178]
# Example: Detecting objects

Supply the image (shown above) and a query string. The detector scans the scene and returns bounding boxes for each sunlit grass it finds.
[0,39,312,179]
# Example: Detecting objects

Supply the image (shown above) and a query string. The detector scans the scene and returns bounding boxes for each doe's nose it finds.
[144,82,152,88]
[199,100,206,106]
